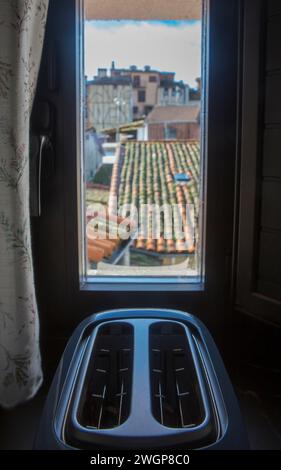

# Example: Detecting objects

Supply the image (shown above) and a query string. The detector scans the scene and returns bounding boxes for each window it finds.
[144,105,153,115]
[165,126,177,139]
[31,0,240,331]
[133,75,140,87]
[138,90,146,102]
[81,0,204,285]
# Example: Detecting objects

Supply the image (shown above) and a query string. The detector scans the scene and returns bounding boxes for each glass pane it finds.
[82,0,203,281]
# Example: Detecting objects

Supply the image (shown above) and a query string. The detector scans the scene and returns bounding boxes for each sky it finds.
[85,20,201,87]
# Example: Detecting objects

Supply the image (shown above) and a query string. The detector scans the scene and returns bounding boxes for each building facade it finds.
[146,104,200,141]
[86,71,133,132]
[84,128,104,182]
[111,64,161,119]
[157,81,190,107]
[110,63,192,120]
[86,64,200,134]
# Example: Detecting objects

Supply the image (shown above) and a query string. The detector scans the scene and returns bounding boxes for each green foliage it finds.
[93,164,113,186]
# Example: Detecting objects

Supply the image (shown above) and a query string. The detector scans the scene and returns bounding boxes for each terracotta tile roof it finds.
[109,141,200,255]
[86,210,132,263]
[146,105,200,123]
[100,119,145,134]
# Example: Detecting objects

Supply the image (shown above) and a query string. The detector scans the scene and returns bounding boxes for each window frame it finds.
[133,75,141,87]
[137,89,146,102]
[32,0,241,333]
[76,0,239,293]
[235,0,281,325]
[79,3,205,291]
[165,125,177,139]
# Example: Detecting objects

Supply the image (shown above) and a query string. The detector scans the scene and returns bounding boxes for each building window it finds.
[149,76,157,82]
[144,105,153,115]
[138,90,146,102]
[133,106,139,114]
[133,75,140,87]
[165,126,177,139]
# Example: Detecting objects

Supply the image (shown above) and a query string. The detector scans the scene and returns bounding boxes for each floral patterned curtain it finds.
[0,0,49,408]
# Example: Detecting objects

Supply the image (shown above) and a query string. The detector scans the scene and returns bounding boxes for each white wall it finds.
[157,84,190,106]
[86,82,133,131]
[137,124,148,141]
[84,129,104,181]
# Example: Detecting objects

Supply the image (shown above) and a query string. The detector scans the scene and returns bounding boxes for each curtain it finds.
[0,0,49,408]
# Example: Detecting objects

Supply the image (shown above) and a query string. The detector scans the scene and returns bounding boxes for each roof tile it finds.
[146,105,200,123]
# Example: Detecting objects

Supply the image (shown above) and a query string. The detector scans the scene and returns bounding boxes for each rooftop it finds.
[111,66,175,76]
[86,141,200,264]
[87,76,132,86]
[146,105,200,123]
[160,79,187,88]
[100,119,145,135]
[109,141,200,255]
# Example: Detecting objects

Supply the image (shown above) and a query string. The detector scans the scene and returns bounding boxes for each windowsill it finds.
[80,275,204,292]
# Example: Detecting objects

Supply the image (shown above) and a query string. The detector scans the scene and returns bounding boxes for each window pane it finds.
[82,1,203,281]
[138,90,146,103]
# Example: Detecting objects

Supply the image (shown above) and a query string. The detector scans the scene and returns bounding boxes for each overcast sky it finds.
[85,20,201,87]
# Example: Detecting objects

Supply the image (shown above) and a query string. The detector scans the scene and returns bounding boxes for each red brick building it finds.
[146,104,200,141]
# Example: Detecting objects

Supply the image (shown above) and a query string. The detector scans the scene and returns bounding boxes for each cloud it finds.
[85,20,201,87]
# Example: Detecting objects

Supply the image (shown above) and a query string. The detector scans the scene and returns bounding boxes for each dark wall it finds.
[235,0,281,325]
[258,4,281,302]
[226,0,281,377]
